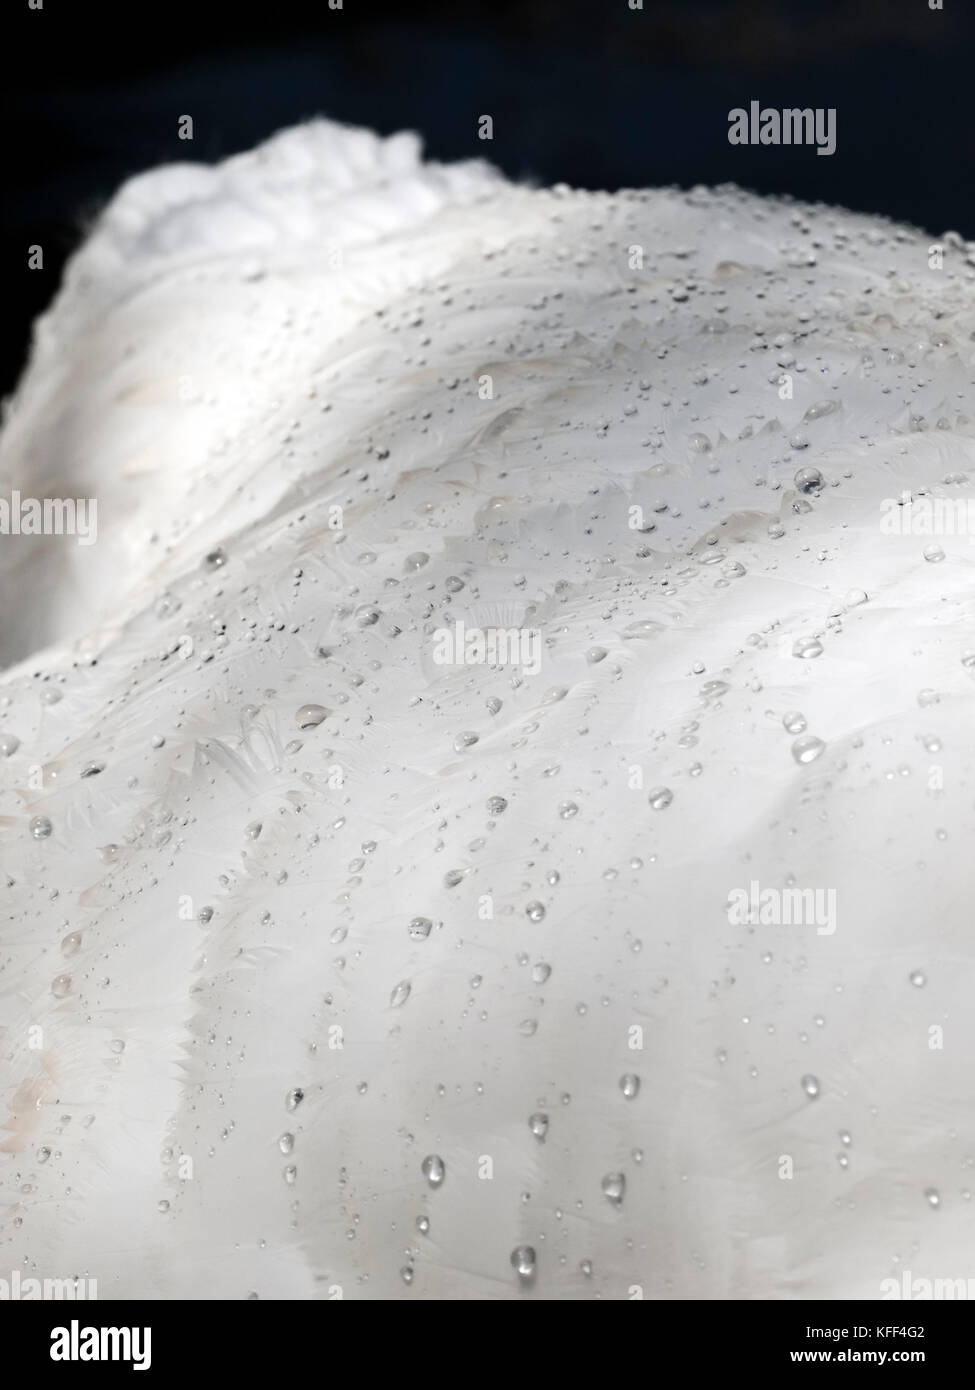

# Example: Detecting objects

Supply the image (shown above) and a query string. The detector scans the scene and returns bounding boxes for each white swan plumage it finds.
[1,119,974,1300]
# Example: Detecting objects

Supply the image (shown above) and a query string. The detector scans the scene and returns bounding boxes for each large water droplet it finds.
[510,1245,536,1279]
[792,734,826,764]
[296,704,331,729]
[30,816,53,840]
[792,636,823,659]
[529,1112,549,1141]
[794,467,824,495]
[421,1154,446,1188]
[601,1172,626,1206]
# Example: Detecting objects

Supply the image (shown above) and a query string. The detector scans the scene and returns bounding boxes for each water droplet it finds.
[525,901,546,922]
[792,735,826,764]
[0,733,20,757]
[390,980,412,1008]
[648,786,673,810]
[794,467,824,495]
[415,1215,430,1234]
[486,796,508,815]
[285,1088,304,1112]
[278,1133,295,1154]
[839,1129,852,1146]
[601,1171,626,1206]
[519,1018,538,1036]
[925,1187,941,1208]
[586,647,608,665]
[51,974,71,998]
[30,816,53,840]
[558,801,579,819]
[783,710,807,734]
[36,1146,51,1164]
[399,1264,415,1284]
[408,917,433,940]
[801,1073,820,1099]
[510,1245,536,1279]
[81,762,104,778]
[792,636,823,659]
[453,731,479,752]
[404,552,429,572]
[923,545,945,563]
[619,1073,641,1099]
[296,704,330,729]
[531,962,551,984]
[61,932,82,955]
[204,547,227,570]
[283,1165,297,1185]
[529,1113,549,1141]
[421,1154,446,1188]
[909,969,927,988]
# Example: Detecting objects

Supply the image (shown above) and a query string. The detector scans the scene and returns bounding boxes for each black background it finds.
[2,0,972,399]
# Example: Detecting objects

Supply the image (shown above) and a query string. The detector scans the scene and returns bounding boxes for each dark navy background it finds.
[2,0,972,398]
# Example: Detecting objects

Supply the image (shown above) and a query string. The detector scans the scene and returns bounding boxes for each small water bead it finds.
[204,547,227,570]
[510,1245,537,1279]
[453,731,479,752]
[801,1074,821,1099]
[531,962,552,984]
[558,801,579,819]
[296,704,331,729]
[51,974,71,998]
[30,816,53,839]
[0,732,20,756]
[792,636,823,659]
[586,647,608,665]
[36,1146,51,1164]
[404,552,429,571]
[525,901,546,922]
[839,1130,852,1147]
[444,576,465,593]
[782,710,807,734]
[580,1259,593,1278]
[390,980,412,1008]
[909,969,927,988]
[400,1265,415,1285]
[486,796,508,815]
[648,786,673,810]
[529,1113,549,1141]
[794,467,824,495]
[61,932,82,955]
[81,761,105,778]
[245,821,262,840]
[519,1019,539,1037]
[923,545,945,563]
[619,1073,641,1099]
[925,1187,941,1209]
[601,1172,626,1207]
[278,1133,295,1155]
[408,917,434,940]
[285,1088,305,1112]
[792,734,826,765]
[157,1200,171,1214]
[283,1165,297,1185]
[415,1215,430,1234]
[421,1155,446,1188]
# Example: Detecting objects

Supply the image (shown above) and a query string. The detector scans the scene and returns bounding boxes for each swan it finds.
[2,118,974,1301]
